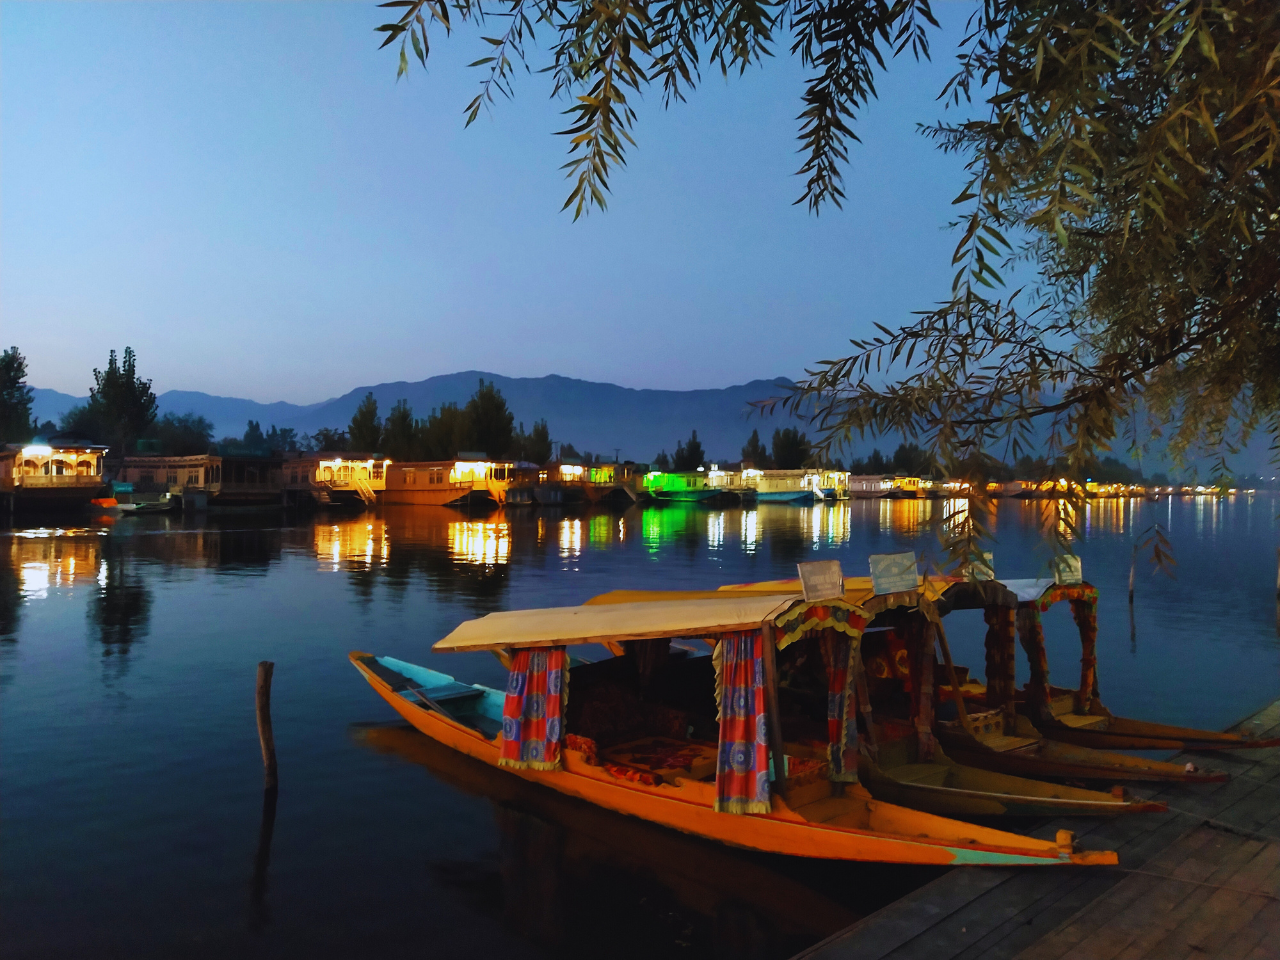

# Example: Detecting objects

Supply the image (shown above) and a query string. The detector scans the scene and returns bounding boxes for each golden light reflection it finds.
[707,512,725,550]
[8,534,102,596]
[878,498,933,537]
[559,519,582,559]
[741,510,759,554]
[315,520,390,570]
[450,521,511,565]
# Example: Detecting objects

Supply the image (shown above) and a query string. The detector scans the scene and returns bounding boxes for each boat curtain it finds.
[1016,607,1054,723]
[819,629,860,782]
[499,647,569,770]
[712,630,771,814]
[1070,598,1100,712]
[982,605,1018,722]
[906,618,937,761]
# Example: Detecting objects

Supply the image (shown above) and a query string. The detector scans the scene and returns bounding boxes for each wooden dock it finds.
[797,699,1280,960]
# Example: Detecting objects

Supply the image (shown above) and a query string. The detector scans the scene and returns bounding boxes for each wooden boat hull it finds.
[937,724,1226,784]
[1029,712,1280,753]
[350,653,1114,867]
[860,755,1166,819]
[756,491,816,503]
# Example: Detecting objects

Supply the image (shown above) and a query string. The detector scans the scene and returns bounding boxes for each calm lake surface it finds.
[4,497,1278,959]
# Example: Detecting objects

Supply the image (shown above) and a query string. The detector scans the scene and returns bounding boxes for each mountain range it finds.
[31,372,809,463]
[31,371,1276,475]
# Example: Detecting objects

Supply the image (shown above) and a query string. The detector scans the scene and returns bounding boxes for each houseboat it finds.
[0,438,109,514]
[750,470,819,504]
[815,470,851,500]
[847,475,891,499]
[643,470,719,503]
[118,454,285,509]
[382,456,516,507]
[282,452,389,509]
[351,593,1115,867]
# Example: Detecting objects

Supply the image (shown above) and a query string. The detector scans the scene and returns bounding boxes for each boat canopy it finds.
[433,594,810,653]
[715,575,956,606]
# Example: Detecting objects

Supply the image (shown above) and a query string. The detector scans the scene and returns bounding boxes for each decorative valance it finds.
[773,600,868,651]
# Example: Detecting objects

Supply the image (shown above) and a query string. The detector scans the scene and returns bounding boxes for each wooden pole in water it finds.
[1275,546,1279,600]
[1129,544,1137,605]
[256,661,278,791]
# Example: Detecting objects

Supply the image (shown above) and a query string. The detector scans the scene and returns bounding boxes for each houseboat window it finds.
[167,470,178,486]
[22,460,37,476]
[289,468,298,484]
[187,470,200,486]
[141,472,154,485]
[372,463,384,480]
[247,467,258,485]
[77,460,93,476]
[321,467,333,481]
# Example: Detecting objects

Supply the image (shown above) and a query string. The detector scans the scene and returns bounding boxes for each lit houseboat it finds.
[749,470,821,504]
[0,438,109,514]
[281,453,390,509]
[643,470,719,503]
[118,454,284,509]
[382,456,516,507]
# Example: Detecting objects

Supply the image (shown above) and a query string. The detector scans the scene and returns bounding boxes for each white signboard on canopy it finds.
[797,560,845,602]
[869,552,919,595]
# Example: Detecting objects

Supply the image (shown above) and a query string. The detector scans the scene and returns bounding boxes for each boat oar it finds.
[934,619,978,740]
[404,686,458,722]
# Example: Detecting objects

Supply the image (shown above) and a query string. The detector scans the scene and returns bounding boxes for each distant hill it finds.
[28,372,1277,475]
[32,373,807,463]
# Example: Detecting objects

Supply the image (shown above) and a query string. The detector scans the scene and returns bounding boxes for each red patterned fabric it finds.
[499,647,568,770]
[714,631,771,814]
[819,631,860,782]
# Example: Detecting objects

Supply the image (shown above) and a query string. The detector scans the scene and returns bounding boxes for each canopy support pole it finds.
[935,619,977,740]
[760,621,788,800]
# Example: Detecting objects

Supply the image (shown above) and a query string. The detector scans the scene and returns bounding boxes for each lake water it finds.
[4,497,1278,959]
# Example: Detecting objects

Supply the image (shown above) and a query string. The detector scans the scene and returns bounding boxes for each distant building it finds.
[119,453,284,509]
[0,438,109,514]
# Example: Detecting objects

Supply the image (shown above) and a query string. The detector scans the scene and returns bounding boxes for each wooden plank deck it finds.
[796,699,1280,960]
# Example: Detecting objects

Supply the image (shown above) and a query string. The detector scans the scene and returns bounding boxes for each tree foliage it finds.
[672,430,705,471]
[349,392,384,453]
[374,0,936,217]
[147,413,215,456]
[465,379,515,459]
[741,428,772,468]
[511,419,553,463]
[62,348,158,455]
[771,426,811,469]
[0,347,35,443]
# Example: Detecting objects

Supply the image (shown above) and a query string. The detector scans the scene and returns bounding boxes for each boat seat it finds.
[886,763,950,787]
[980,735,1040,752]
[1055,713,1109,729]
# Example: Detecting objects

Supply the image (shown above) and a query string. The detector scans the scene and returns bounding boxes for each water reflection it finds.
[353,723,908,960]
[88,544,152,681]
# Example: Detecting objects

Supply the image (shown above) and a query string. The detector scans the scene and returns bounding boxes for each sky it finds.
[3,1,976,403]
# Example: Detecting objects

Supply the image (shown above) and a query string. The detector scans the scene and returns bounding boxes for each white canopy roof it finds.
[999,578,1059,603]
[432,594,800,653]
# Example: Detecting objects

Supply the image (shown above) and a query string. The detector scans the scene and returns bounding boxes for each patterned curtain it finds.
[1016,607,1054,723]
[819,630,860,782]
[983,605,1017,723]
[1070,598,1100,712]
[713,630,771,814]
[499,647,569,770]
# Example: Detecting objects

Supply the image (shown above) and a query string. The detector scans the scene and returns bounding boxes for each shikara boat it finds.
[939,578,1280,753]
[351,594,1115,867]
[590,584,1185,803]
[712,577,1230,783]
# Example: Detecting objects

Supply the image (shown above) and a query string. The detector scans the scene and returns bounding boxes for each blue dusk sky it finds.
[3,1,977,403]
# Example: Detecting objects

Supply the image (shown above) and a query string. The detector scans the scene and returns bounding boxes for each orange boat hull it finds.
[350,653,1114,868]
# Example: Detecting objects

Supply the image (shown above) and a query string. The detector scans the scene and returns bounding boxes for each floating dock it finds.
[795,698,1280,960]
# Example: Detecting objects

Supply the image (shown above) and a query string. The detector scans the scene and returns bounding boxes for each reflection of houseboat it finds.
[118,454,284,509]
[643,471,718,503]
[750,470,818,504]
[0,439,109,514]
[383,457,516,506]
[282,452,389,509]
